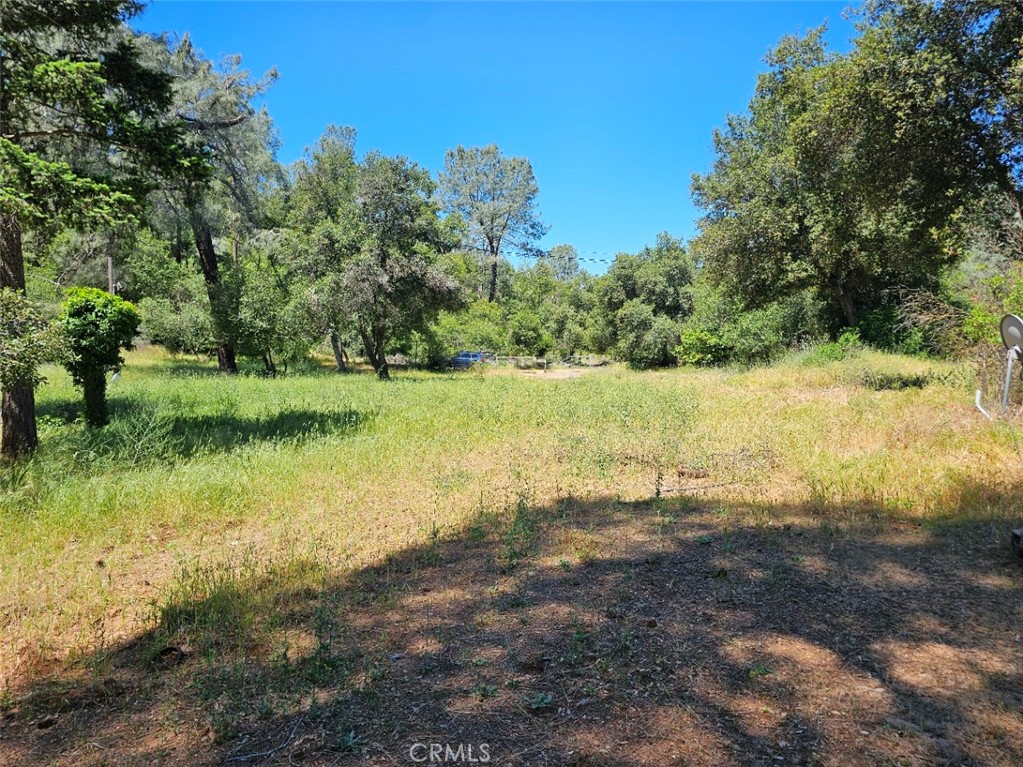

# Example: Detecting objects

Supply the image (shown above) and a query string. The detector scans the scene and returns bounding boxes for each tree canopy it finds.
[438,144,547,302]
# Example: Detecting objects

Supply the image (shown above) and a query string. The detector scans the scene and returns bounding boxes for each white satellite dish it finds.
[987,314,1023,417]
[976,315,1023,419]
[1001,314,1023,351]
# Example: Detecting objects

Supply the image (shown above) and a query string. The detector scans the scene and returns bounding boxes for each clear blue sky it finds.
[135,1,856,271]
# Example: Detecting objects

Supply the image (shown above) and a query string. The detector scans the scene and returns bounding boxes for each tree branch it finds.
[177,113,247,130]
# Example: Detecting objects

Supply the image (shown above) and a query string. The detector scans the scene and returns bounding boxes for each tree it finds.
[285,125,361,372]
[590,233,695,364]
[340,153,461,379]
[438,144,547,302]
[546,244,581,281]
[59,287,140,427]
[142,33,279,373]
[860,1,1023,256]
[0,0,198,457]
[691,27,974,329]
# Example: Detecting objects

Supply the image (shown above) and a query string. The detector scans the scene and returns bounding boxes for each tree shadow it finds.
[3,483,1022,766]
[36,395,370,461]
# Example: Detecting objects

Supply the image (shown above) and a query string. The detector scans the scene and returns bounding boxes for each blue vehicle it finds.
[451,351,490,369]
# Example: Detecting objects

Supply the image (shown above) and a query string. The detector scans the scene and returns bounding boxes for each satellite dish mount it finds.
[979,314,1023,419]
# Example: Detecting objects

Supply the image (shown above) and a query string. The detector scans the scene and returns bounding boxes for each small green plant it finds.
[568,618,590,665]
[502,495,539,571]
[525,691,553,710]
[748,662,773,679]
[472,682,499,701]
[338,729,366,752]
[859,370,932,391]
[59,288,140,427]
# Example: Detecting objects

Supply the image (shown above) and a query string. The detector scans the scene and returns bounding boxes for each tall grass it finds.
[0,345,1015,684]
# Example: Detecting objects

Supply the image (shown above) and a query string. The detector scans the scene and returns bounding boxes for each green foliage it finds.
[59,288,140,427]
[676,327,733,367]
[677,280,827,367]
[802,329,863,365]
[432,300,506,360]
[691,26,969,328]
[235,265,317,373]
[438,144,548,301]
[588,233,694,365]
[119,229,193,302]
[139,274,216,355]
[546,244,580,281]
[0,289,57,390]
[0,2,202,226]
[615,301,680,368]
[857,305,915,354]
[525,691,553,710]
[963,305,1000,345]
[859,370,932,391]
[506,309,554,356]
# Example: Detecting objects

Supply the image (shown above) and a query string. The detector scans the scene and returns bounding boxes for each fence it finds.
[486,354,610,369]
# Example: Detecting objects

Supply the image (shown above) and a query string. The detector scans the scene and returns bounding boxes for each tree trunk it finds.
[190,209,238,373]
[835,289,858,327]
[216,344,237,374]
[329,330,348,373]
[0,213,37,458]
[262,353,276,377]
[359,326,390,380]
[82,370,108,428]
[487,251,499,302]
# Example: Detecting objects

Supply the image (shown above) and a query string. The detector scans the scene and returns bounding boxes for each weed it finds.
[748,662,774,680]
[502,493,539,571]
[338,729,366,752]
[525,691,553,710]
[859,370,932,391]
[472,682,499,701]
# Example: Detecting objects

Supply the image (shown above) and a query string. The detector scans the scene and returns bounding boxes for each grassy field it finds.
[1,347,1021,766]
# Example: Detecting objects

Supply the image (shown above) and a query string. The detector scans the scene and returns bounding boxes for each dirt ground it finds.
[3,491,1021,767]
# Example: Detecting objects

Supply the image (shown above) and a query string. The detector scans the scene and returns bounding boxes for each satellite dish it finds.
[977,315,1023,419]
[1001,314,1023,351]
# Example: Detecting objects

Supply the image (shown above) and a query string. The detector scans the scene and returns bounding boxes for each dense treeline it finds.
[2,0,1022,457]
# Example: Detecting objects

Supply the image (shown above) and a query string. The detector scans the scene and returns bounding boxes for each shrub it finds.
[676,327,732,366]
[615,300,680,368]
[859,370,932,391]
[507,309,555,356]
[802,329,863,365]
[139,274,216,355]
[858,304,926,355]
[59,288,140,427]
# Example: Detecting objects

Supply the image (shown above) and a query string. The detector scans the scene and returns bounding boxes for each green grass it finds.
[0,344,1016,684]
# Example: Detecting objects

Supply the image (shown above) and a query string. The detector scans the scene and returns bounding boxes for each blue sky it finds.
[135,1,856,271]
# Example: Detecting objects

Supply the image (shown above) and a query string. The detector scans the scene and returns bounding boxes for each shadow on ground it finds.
[3,486,1022,766]
[36,395,369,460]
